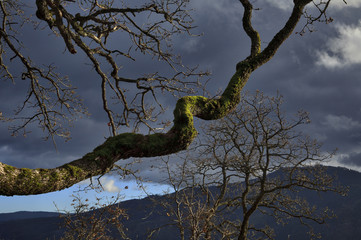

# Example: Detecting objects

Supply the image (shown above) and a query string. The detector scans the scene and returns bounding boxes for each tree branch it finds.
[239,0,261,58]
[237,0,312,70]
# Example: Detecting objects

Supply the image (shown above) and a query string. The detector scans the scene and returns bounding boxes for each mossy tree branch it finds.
[0,0,313,196]
[239,0,261,58]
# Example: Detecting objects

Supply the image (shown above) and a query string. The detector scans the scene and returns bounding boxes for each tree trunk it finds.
[238,218,250,240]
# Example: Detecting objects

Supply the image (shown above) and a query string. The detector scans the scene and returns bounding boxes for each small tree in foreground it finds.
[59,192,129,240]
[160,92,345,240]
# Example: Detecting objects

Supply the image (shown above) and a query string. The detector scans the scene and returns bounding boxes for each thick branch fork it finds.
[0,1,311,196]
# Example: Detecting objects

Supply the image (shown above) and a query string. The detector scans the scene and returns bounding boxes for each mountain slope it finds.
[0,166,360,240]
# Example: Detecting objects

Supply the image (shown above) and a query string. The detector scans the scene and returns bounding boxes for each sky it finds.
[1,0,361,213]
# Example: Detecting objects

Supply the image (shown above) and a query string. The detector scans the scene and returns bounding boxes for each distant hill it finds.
[0,214,64,240]
[0,166,361,239]
[0,211,62,223]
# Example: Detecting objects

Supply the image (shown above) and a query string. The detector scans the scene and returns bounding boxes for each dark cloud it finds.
[339,152,361,167]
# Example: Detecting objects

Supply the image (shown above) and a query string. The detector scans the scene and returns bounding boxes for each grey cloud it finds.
[339,152,361,167]
[322,114,361,131]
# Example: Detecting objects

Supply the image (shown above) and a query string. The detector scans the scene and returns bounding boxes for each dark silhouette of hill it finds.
[0,166,360,239]
[0,211,62,223]
[0,214,64,240]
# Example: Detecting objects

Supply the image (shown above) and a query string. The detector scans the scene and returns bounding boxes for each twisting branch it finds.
[0,0,327,196]
[243,0,313,69]
[239,0,261,58]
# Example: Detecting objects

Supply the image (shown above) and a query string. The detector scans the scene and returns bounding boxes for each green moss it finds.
[255,32,261,53]
[140,133,168,151]
[82,133,134,162]
[17,168,63,194]
[173,67,249,123]
[50,170,60,180]
[63,164,83,178]
[15,168,45,193]
[219,65,251,117]
[97,133,142,156]
[3,164,15,173]
[223,72,243,100]
[173,97,198,136]
[110,132,142,148]
[19,168,33,179]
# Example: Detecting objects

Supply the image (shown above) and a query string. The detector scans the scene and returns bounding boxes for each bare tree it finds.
[159,92,345,240]
[0,0,345,196]
[59,192,129,240]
